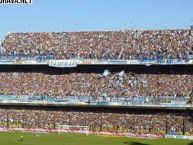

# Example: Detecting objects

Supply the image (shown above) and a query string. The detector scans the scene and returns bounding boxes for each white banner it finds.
[165,134,193,140]
[48,60,80,68]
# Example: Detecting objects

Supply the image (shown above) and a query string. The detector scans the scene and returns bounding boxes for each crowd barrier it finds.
[165,134,193,140]
[0,94,191,108]
[0,54,193,66]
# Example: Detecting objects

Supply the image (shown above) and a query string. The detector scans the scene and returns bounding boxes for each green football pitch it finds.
[0,132,192,145]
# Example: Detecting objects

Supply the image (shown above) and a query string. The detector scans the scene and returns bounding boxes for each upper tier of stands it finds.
[1,29,193,60]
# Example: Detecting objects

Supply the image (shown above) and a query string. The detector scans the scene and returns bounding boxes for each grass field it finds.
[0,132,192,145]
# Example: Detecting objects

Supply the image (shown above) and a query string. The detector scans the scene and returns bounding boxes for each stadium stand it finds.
[0,29,192,138]
[0,107,192,136]
[1,30,193,60]
[0,71,192,99]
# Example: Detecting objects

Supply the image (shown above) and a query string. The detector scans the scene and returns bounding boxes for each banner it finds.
[0,60,14,64]
[0,58,192,65]
[165,134,193,140]
[48,60,79,68]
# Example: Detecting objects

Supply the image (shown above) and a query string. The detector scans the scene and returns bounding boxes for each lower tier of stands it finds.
[0,106,192,136]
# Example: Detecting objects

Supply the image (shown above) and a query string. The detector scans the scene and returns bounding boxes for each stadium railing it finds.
[0,94,191,108]
[0,56,192,66]
[0,54,54,62]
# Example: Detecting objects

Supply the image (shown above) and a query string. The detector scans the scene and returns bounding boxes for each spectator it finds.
[1,29,193,60]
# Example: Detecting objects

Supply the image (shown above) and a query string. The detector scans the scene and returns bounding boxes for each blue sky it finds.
[0,0,193,40]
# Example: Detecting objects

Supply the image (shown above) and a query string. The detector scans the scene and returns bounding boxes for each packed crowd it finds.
[0,108,192,135]
[1,29,193,59]
[0,71,192,99]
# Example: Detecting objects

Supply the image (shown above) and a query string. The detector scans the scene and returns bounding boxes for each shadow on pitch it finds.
[123,141,149,145]
[188,142,193,145]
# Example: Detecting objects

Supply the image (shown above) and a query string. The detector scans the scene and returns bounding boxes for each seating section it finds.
[0,108,192,135]
[1,30,193,59]
[0,72,192,98]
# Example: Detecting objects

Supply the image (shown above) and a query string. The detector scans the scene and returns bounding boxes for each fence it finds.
[0,94,191,108]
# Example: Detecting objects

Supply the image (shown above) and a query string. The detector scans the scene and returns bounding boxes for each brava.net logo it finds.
[0,0,32,4]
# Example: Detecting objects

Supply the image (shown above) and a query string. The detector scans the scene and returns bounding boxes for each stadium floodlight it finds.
[57,125,89,136]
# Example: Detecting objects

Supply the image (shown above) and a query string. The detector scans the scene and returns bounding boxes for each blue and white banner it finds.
[165,135,193,140]
[0,58,193,66]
